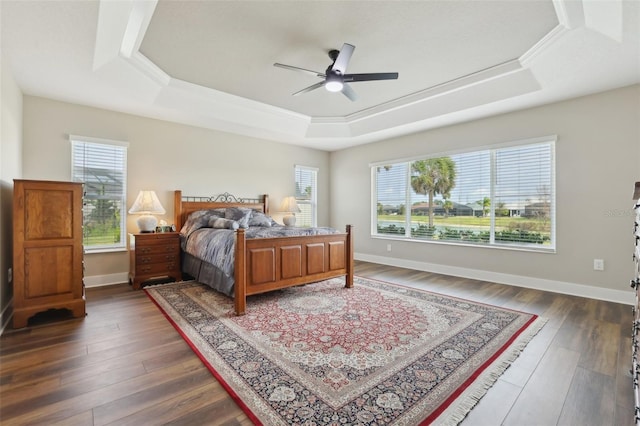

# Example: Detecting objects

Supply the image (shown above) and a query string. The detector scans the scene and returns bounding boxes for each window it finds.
[71,136,128,252]
[295,165,318,227]
[372,138,555,250]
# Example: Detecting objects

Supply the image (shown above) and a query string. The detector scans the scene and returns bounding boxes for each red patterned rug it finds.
[145,276,544,425]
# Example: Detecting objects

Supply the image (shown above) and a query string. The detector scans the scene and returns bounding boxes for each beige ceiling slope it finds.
[2,0,638,151]
[92,0,311,145]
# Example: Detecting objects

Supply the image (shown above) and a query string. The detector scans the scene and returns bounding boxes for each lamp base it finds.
[283,214,296,227]
[136,215,158,233]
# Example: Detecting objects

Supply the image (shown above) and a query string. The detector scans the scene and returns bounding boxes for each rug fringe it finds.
[433,316,548,426]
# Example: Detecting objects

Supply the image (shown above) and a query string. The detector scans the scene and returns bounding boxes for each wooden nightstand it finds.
[128,232,181,290]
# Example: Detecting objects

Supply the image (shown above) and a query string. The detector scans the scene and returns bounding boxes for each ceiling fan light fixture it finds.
[274,43,398,101]
[325,74,343,92]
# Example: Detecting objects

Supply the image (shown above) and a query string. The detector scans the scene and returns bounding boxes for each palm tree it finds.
[443,199,453,218]
[410,157,456,227]
[482,197,491,217]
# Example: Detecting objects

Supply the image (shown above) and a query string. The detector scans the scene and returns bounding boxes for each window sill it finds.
[84,247,127,255]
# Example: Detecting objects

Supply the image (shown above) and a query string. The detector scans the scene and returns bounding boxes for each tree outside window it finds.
[373,139,555,249]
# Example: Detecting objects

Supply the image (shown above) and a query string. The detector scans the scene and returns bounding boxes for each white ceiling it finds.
[2,0,639,151]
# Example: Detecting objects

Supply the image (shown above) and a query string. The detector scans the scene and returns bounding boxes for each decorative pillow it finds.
[180,209,226,236]
[209,217,239,230]
[225,207,252,229]
[249,211,273,227]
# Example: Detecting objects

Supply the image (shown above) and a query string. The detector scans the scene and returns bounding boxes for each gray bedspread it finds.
[179,208,339,296]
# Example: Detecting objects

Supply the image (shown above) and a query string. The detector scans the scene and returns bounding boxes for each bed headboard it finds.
[173,190,269,231]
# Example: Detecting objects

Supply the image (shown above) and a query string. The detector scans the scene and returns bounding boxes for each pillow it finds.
[249,211,273,227]
[209,217,239,230]
[225,207,252,229]
[180,208,226,236]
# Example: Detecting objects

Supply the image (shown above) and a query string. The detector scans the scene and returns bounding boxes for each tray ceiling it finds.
[1,0,639,151]
[139,1,557,118]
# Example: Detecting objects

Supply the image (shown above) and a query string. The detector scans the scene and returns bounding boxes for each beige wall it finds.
[16,85,640,302]
[330,84,640,300]
[1,57,23,329]
[22,96,331,283]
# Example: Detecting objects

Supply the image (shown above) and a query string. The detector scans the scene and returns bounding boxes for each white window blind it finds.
[372,139,555,250]
[71,136,128,251]
[374,163,408,236]
[295,165,318,227]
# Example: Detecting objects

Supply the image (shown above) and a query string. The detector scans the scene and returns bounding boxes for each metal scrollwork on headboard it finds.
[182,192,262,204]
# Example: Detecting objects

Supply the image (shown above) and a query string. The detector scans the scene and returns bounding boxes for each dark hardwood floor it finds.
[0,261,634,425]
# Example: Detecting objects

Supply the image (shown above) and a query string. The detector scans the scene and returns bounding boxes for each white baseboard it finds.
[355,253,635,306]
[84,272,129,288]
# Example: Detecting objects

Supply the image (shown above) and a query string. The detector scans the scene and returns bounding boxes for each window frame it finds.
[294,165,318,227]
[371,136,556,252]
[70,135,129,253]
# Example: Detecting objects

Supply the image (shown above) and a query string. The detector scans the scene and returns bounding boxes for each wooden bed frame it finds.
[173,191,354,315]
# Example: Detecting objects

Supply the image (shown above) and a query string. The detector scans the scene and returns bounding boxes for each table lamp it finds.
[128,190,165,233]
[279,196,301,227]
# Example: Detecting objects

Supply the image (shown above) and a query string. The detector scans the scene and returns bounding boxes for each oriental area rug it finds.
[145,276,545,425]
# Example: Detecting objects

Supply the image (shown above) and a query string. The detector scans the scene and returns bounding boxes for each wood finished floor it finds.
[0,261,634,425]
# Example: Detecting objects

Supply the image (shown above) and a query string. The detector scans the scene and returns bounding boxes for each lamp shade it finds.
[279,196,301,227]
[129,190,165,232]
[129,190,166,214]
[279,196,301,213]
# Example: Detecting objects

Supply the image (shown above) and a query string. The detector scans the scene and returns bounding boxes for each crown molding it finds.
[520,25,569,66]
[552,0,585,29]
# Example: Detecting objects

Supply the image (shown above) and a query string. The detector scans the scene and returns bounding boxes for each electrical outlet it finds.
[593,259,604,271]
[7,267,12,283]
[386,243,392,252]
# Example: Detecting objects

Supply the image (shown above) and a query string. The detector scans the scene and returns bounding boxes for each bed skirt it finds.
[182,252,234,297]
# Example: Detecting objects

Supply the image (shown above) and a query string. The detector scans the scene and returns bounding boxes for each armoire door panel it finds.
[24,189,75,240]
[24,246,74,298]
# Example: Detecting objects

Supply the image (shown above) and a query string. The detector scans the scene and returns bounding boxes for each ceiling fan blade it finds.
[292,81,325,96]
[274,63,325,78]
[344,72,399,82]
[341,83,358,102]
[331,43,355,74]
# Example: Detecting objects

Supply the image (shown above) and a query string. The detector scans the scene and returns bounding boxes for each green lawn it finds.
[378,214,550,232]
[85,234,121,246]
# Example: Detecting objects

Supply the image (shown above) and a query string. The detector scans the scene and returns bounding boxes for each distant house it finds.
[466,202,485,217]
[523,202,550,218]
[411,201,473,217]
[498,202,524,217]
[381,204,401,215]
[466,201,524,217]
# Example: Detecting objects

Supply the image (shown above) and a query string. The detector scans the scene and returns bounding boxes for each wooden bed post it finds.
[234,228,247,315]
[345,224,354,288]
[174,190,182,230]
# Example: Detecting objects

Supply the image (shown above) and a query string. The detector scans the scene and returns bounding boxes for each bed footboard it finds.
[234,225,354,315]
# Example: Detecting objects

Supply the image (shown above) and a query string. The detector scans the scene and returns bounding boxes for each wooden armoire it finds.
[12,179,85,328]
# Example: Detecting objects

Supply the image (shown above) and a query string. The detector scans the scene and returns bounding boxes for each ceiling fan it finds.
[273,43,399,101]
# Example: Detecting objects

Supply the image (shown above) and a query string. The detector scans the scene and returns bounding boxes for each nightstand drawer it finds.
[137,252,179,265]
[137,244,179,255]
[135,261,179,276]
